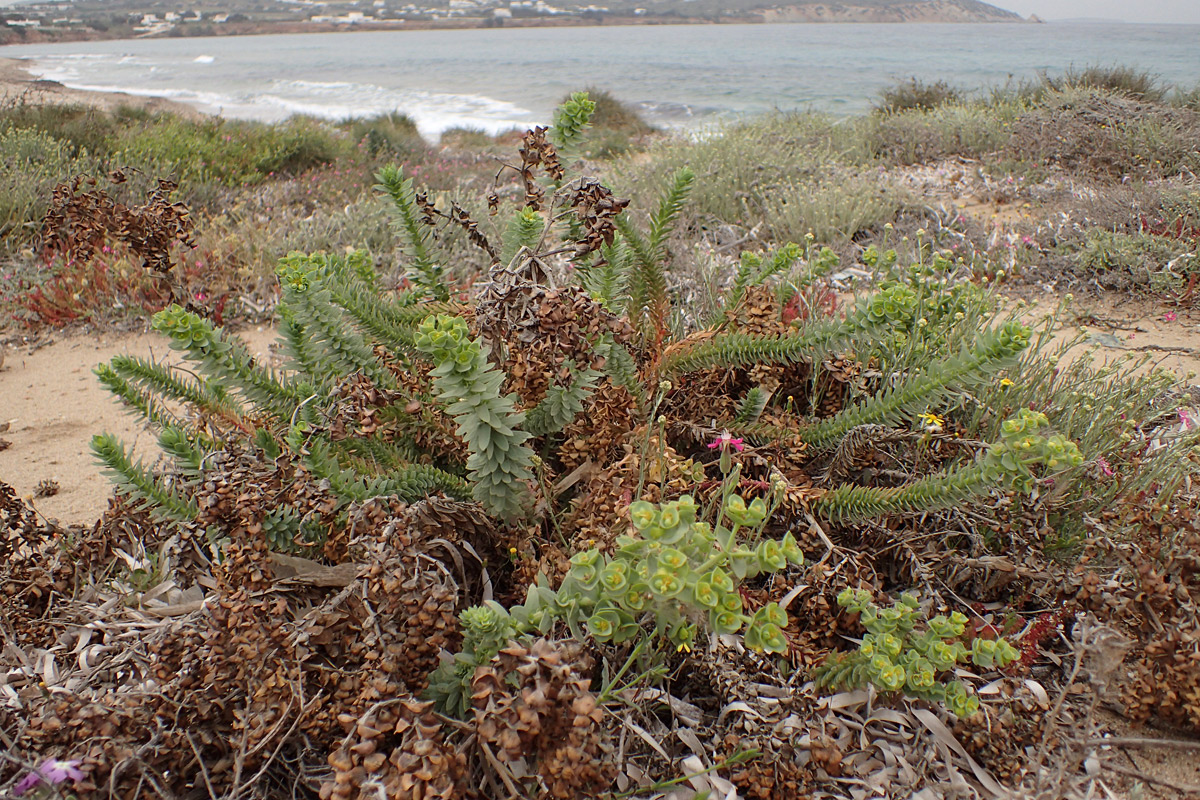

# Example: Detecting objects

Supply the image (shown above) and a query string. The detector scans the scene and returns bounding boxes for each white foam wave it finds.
[21,54,127,84]
[18,51,715,137]
[47,53,112,60]
[260,79,538,137]
[16,62,542,139]
[41,81,235,109]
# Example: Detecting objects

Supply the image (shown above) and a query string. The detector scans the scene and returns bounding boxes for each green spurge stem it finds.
[91,433,198,522]
[376,165,448,300]
[104,353,243,422]
[658,314,864,378]
[304,438,470,504]
[280,251,447,357]
[500,208,544,267]
[152,305,309,424]
[814,409,1083,523]
[523,366,602,436]
[277,257,396,389]
[551,91,597,150]
[617,166,694,342]
[95,363,181,434]
[801,320,1031,448]
[414,314,535,521]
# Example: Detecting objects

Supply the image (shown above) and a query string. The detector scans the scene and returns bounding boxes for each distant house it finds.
[309,11,388,23]
[134,19,176,33]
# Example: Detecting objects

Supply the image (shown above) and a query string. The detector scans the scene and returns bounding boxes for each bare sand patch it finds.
[1017,291,1200,377]
[0,325,276,526]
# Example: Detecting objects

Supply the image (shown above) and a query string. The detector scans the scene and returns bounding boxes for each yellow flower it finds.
[999,378,1014,387]
[676,642,692,653]
[918,411,945,431]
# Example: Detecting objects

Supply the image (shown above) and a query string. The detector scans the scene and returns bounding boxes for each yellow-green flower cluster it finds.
[551,91,597,149]
[850,257,991,356]
[857,284,919,331]
[276,255,322,293]
[817,589,1020,719]
[435,494,807,714]
[553,494,803,654]
[861,245,899,271]
[153,304,231,358]
[981,409,1084,492]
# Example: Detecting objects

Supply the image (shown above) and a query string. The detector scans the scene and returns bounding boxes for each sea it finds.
[3,22,1199,138]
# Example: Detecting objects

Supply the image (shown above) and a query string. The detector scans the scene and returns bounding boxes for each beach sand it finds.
[0,326,278,526]
[0,56,203,118]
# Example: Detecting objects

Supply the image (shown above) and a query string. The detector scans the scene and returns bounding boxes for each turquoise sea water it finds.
[4,22,1199,136]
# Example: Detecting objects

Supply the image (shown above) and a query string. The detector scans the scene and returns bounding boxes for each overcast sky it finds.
[999,0,1200,23]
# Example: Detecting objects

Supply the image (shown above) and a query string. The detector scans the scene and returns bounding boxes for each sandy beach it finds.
[0,326,278,525]
[0,56,203,117]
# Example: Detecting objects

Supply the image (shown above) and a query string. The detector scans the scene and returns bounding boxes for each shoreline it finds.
[0,13,1032,47]
[1,19,1173,133]
[0,56,205,118]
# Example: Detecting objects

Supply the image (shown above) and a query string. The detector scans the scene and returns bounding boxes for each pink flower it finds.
[15,759,84,795]
[707,431,744,452]
[1163,311,1178,322]
[1096,457,1115,477]
[1181,408,1195,431]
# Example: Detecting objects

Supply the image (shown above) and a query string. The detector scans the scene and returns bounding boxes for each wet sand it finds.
[0,56,203,118]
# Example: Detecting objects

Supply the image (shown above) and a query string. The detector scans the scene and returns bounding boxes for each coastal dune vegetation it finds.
[2,67,1200,799]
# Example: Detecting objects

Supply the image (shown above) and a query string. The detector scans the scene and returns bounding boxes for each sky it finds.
[998,0,1200,23]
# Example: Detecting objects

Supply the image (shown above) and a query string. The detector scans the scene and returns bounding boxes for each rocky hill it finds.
[758,0,1023,22]
[630,0,1024,22]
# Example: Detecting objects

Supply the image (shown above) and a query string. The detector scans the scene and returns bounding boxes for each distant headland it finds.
[0,0,1028,45]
